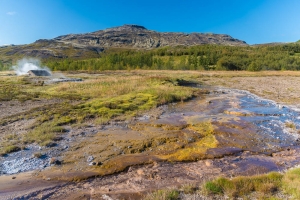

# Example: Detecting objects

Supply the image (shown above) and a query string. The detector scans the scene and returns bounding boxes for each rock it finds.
[12,176,16,179]
[137,169,144,175]
[83,183,91,189]
[278,104,284,109]
[45,142,57,147]
[49,158,61,165]
[89,162,96,166]
[205,160,212,167]
[87,156,94,162]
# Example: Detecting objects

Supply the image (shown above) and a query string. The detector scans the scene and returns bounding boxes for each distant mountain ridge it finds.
[0,24,248,60]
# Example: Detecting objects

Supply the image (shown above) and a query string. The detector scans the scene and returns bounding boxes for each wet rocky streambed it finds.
[1,86,300,199]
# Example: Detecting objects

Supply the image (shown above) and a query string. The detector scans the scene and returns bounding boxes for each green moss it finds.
[24,122,66,146]
[163,134,218,161]
[188,121,214,136]
[79,93,157,123]
[55,116,76,126]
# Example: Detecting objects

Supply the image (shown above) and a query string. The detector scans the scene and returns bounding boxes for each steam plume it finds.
[12,58,52,76]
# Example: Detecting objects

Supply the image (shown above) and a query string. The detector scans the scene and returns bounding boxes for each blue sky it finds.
[0,0,300,45]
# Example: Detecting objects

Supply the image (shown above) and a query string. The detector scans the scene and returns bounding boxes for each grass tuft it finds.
[144,189,180,200]
[203,172,283,198]
[1,145,21,155]
[282,167,300,199]
[24,122,66,146]
[285,121,296,129]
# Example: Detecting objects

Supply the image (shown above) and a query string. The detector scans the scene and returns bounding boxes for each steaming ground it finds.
[11,58,83,84]
[12,58,52,76]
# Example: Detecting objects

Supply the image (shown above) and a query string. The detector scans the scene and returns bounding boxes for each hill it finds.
[54,24,247,48]
[0,24,247,63]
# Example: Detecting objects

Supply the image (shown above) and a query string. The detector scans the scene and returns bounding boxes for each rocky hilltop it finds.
[0,24,247,60]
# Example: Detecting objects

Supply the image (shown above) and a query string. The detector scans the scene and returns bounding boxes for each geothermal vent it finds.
[28,70,51,76]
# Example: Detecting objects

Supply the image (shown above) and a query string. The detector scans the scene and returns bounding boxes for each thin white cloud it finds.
[7,11,16,16]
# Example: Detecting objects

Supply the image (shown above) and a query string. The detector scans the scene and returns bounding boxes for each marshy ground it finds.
[1,70,300,199]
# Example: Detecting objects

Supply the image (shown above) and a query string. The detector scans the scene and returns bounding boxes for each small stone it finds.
[89,162,96,166]
[12,176,16,179]
[46,142,57,147]
[278,104,284,109]
[137,169,144,175]
[205,160,212,167]
[83,183,91,189]
[87,156,94,162]
[49,157,61,165]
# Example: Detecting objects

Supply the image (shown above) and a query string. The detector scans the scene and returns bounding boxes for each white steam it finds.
[12,58,52,76]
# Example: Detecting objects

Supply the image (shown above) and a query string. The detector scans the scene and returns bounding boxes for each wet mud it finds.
[1,86,300,199]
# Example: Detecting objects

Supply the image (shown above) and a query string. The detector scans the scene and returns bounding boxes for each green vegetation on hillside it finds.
[1,43,300,71]
[42,43,300,71]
